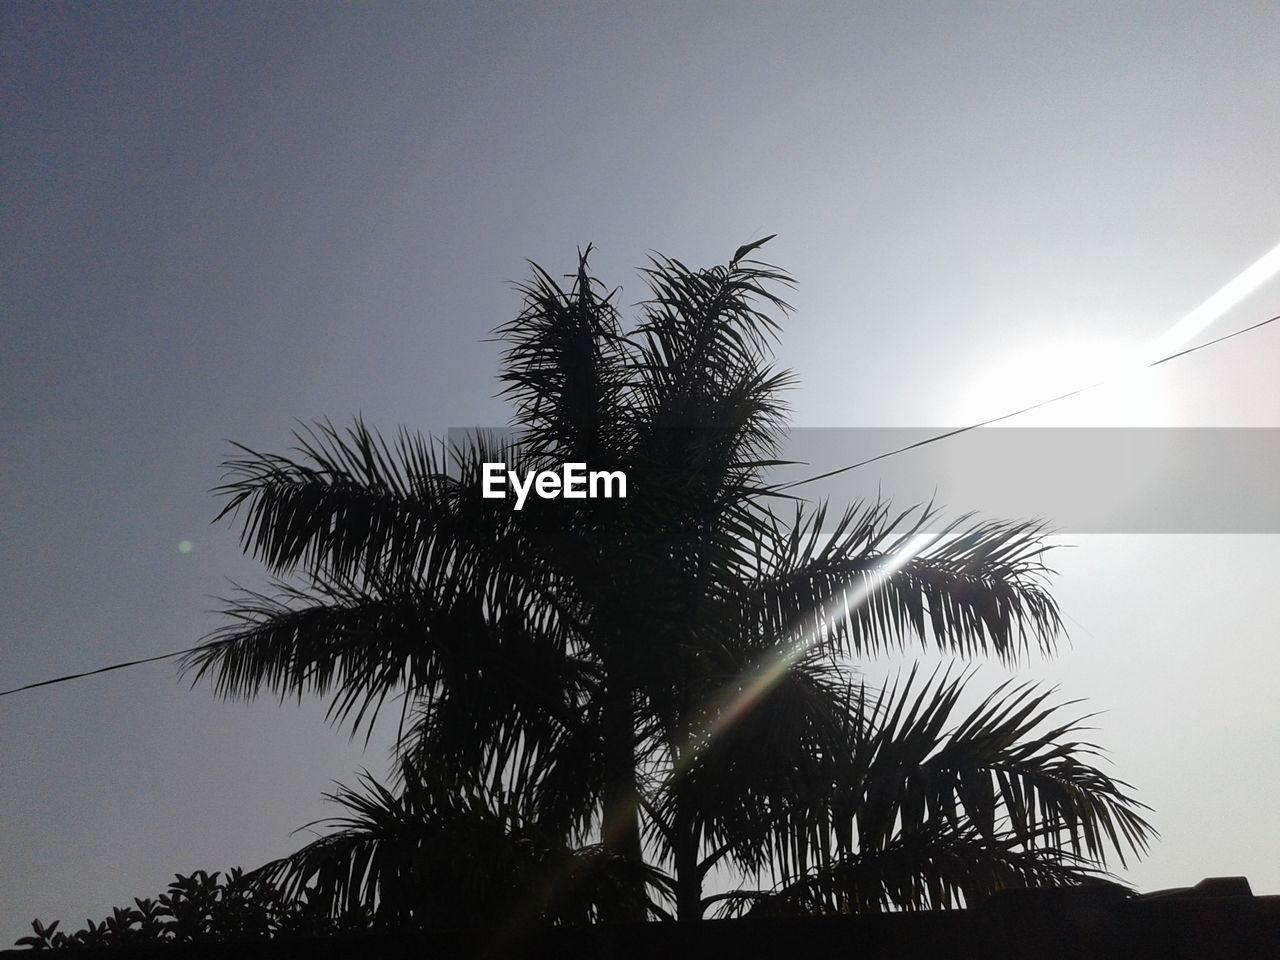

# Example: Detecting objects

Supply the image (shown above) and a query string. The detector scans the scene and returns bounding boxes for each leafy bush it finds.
[15,868,370,949]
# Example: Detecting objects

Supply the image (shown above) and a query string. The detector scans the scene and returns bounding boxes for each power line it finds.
[1,309,1277,701]
[0,640,231,699]
[777,310,1280,491]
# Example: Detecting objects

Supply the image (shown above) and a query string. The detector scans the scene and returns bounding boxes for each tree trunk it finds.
[600,683,646,922]
[673,794,703,921]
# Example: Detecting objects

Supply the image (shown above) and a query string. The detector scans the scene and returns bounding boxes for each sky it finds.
[3,1,1280,939]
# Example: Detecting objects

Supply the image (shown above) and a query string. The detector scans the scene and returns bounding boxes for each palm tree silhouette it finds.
[184,240,1152,923]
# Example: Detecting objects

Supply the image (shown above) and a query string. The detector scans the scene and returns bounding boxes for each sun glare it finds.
[956,337,1173,427]
[954,238,1280,429]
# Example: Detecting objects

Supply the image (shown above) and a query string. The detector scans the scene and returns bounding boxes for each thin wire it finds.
[0,639,232,699]
[1,310,1277,701]
[777,310,1280,491]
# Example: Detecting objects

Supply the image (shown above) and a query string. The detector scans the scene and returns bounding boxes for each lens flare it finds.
[677,532,936,774]
[1148,238,1280,360]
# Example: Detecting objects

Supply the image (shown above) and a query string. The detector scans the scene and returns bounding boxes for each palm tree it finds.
[184,239,1152,924]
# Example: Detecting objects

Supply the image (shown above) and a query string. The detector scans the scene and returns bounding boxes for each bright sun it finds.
[954,239,1280,429]
[955,337,1174,427]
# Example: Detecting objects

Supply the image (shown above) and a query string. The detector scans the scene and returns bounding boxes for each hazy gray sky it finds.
[3,1,1279,938]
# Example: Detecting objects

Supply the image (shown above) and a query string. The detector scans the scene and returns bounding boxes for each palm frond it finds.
[496,247,633,465]
[673,666,1151,914]
[844,668,1153,867]
[250,765,672,926]
[629,249,796,498]
[181,566,590,744]
[716,824,1120,916]
[214,422,573,600]
[730,500,1063,664]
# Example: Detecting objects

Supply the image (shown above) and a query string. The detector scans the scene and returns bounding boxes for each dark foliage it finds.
[18,241,1155,945]
[16,870,369,950]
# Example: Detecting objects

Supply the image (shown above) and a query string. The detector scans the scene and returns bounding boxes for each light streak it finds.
[1147,238,1280,359]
